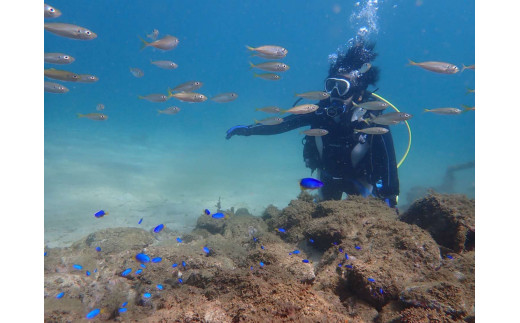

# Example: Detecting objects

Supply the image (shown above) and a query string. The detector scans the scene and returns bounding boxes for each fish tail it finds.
[461,104,474,112]
[254,119,260,124]
[461,64,468,72]
[249,61,255,69]
[138,95,143,99]
[138,36,149,50]
[465,88,474,95]
[77,113,83,118]
[279,109,287,114]
[157,110,162,114]
[352,101,359,107]
[254,108,260,111]
[167,88,174,97]
[253,73,259,78]
[354,129,360,133]
[423,109,431,113]
[245,45,255,51]
[407,59,417,66]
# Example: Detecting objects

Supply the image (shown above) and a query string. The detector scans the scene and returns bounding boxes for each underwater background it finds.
[44,0,475,248]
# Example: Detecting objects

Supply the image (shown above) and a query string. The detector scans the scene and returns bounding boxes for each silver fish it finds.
[359,63,372,74]
[130,67,144,78]
[246,45,288,59]
[354,127,389,135]
[169,81,203,92]
[77,113,108,121]
[211,93,238,103]
[44,81,68,93]
[158,106,181,115]
[44,53,75,65]
[147,29,159,40]
[423,108,463,115]
[140,35,179,50]
[295,91,330,101]
[281,104,319,115]
[254,117,284,125]
[44,23,97,40]
[44,3,61,18]
[169,92,207,103]
[253,73,281,81]
[151,60,178,69]
[44,68,79,82]
[96,104,105,111]
[351,107,367,122]
[408,60,459,74]
[77,74,99,83]
[255,106,281,114]
[300,129,329,136]
[249,61,290,72]
[138,93,170,102]
[366,112,413,125]
[353,100,389,111]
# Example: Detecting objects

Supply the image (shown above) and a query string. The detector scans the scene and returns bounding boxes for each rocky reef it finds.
[44,192,474,322]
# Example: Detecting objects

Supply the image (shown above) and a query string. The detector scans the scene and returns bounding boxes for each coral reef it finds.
[44,193,474,322]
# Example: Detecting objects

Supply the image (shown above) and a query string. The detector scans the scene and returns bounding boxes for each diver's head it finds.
[326,40,380,102]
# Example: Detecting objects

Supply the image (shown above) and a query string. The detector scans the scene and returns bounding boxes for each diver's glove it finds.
[225,125,251,139]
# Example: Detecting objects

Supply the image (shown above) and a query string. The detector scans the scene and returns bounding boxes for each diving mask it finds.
[325,77,351,97]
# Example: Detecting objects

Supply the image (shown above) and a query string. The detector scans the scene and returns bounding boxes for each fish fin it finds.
[167,88,174,97]
[138,36,149,50]
[423,109,430,113]
[249,61,255,69]
[157,110,162,114]
[138,95,143,99]
[254,108,260,111]
[465,88,474,95]
[461,64,468,72]
[77,113,83,118]
[407,59,417,66]
[253,73,259,78]
[354,129,360,133]
[245,45,255,51]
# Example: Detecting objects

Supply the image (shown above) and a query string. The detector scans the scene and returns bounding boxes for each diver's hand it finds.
[225,125,250,139]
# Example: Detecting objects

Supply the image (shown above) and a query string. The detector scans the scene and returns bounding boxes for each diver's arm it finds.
[226,113,313,139]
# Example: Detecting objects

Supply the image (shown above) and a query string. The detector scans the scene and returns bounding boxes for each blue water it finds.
[44,0,475,246]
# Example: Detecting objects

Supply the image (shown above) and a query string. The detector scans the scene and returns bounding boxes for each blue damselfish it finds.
[135,253,150,263]
[299,178,324,190]
[153,224,164,233]
[94,210,108,218]
[86,308,100,319]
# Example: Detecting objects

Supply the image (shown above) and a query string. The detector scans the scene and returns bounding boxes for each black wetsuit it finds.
[227,97,400,207]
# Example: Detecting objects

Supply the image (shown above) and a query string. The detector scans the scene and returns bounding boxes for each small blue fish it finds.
[154,224,164,233]
[135,253,150,263]
[278,228,286,233]
[204,209,210,215]
[333,242,338,245]
[345,265,353,269]
[345,253,349,260]
[292,250,300,254]
[143,292,151,299]
[379,288,384,294]
[95,246,101,252]
[211,212,228,219]
[368,278,375,282]
[338,263,342,267]
[119,308,127,313]
[121,268,132,276]
[339,248,343,253]
[135,269,143,275]
[72,264,83,270]
[261,246,265,250]
[355,245,361,250]
[202,246,210,254]
[309,238,314,243]
[178,278,183,283]
[140,264,146,268]
[302,259,309,263]
[94,210,108,218]
[446,254,453,259]
[121,302,128,307]
[138,218,143,224]
[299,178,324,190]
[182,261,187,267]
[56,292,65,299]
[172,263,178,268]
[86,308,100,319]
[250,266,253,270]
[259,262,264,267]
[86,270,91,276]
[253,237,258,242]
[152,257,162,263]
[44,251,48,256]
[156,284,163,290]
[176,237,183,243]
[94,269,98,273]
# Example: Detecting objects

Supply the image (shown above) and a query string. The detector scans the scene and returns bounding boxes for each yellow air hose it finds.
[370,93,411,168]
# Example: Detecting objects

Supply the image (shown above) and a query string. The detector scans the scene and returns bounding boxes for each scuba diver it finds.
[225,40,400,208]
